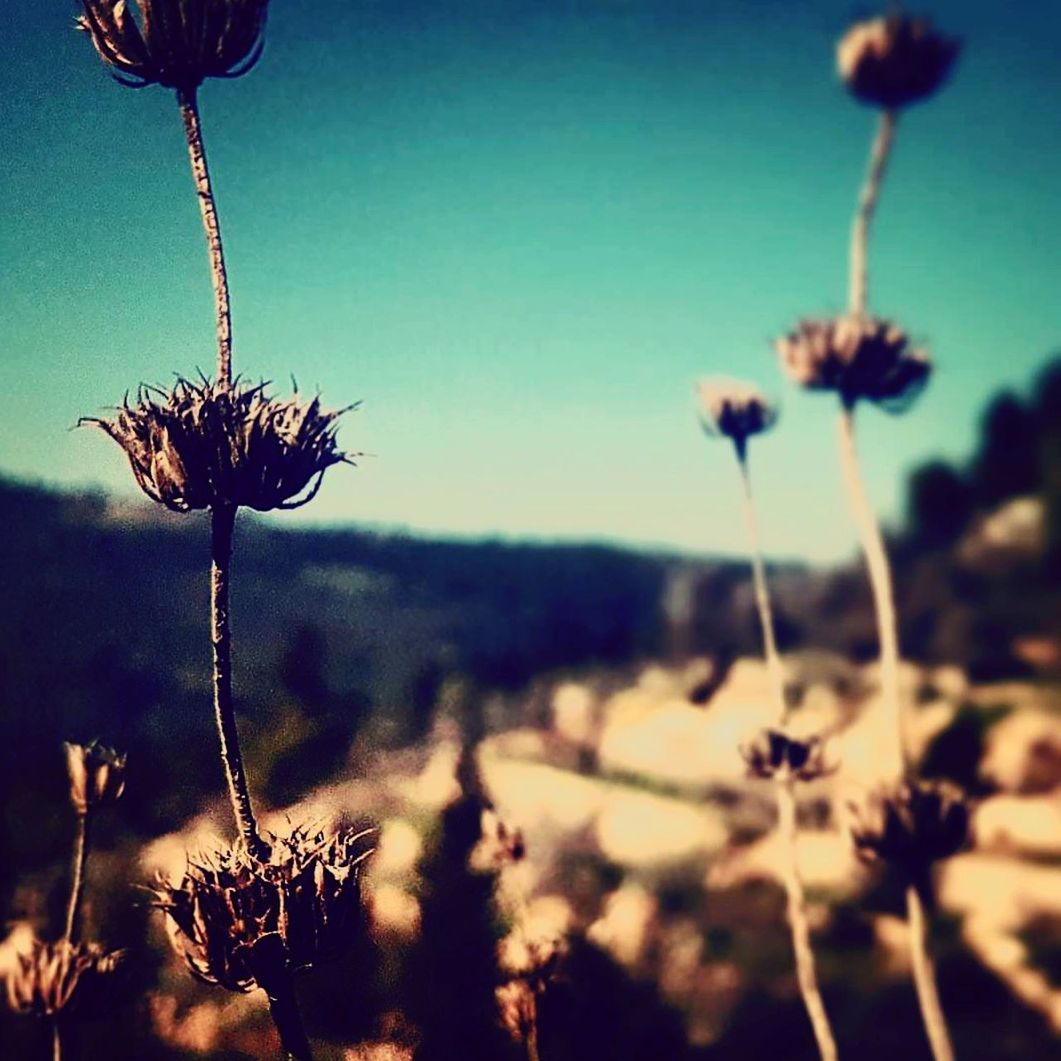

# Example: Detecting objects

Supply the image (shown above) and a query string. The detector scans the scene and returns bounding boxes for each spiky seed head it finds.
[153,824,374,994]
[740,728,833,783]
[696,378,778,454]
[6,938,124,1017]
[82,377,354,514]
[849,779,970,870]
[774,315,931,413]
[77,0,269,91]
[837,15,959,110]
[64,740,127,816]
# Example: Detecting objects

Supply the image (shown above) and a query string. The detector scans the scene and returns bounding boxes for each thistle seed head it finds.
[849,779,970,871]
[77,0,269,91]
[696,378,778,453]
[740,728,833,783]
[82,377,354,513]
[64,740,127,816]
[837,14,959,110]
[6,938,124,1017]
[774,315,930,413]
[153,824,374,994]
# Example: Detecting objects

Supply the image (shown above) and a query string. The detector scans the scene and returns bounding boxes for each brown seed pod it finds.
[77,0,269,91]
[740,728,833,784]
[849,779,970,871]
[6,938,124,1017]
[82,376,354,513]
[64,740,127,816]
[837,15,959,110]
[774,314,930,413]
[696,378,778,454]
[153,824,374,994]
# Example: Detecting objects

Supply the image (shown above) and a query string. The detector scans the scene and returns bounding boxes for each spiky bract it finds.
[153,825,373,994]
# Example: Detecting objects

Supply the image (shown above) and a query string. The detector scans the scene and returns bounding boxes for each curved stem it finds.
[177,87,233,385]
[211,503,269,862]
[906,883,956,1061]
[835,406,906,779]
[777,783,840,1061]
[735,446,786,720]
[849,109,897,318]
[266,977,315,1061]
[63,812,91,943]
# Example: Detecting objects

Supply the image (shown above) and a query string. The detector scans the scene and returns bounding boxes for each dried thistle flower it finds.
[774,314,930,413]
[740,728,833,783]
[64,740,126,816]
[696,378,778,455]
[82,377,353,513]
[77,0,269,91]
[496,936,565,1049]
[153,824,373,994]
[837,15,959,110]
[6,938,124,1017]
[849,779,970,871]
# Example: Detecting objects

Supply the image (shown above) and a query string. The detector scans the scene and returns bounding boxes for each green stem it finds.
[210,503,269,862]
[906,883,956,1061]
[63,811,91,944]
[835,406,906,779]
[177,87,233,385]
[849,109,896,318]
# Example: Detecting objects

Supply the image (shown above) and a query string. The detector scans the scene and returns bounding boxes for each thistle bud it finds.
[774,314,930,413]
[837,15,959,110]
[696,378,778,455]
[6,938,124,1017]
[153,824,373,994]
[64,741,127,816]
[849,779,970,872]
[740,728,833,784]
[82,377,353,514]
[77,0,269,91]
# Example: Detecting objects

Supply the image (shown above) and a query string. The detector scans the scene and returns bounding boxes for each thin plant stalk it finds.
[527,1022,541,1061]
[266,976,315,1061]
[906,884,956,1061]
[849,110,897,318]
[63,811,91,944]
[210,502,269,863]
[834,407,906,780]
[176,87,233,386]
[51,1021,62,1061]
[731,441,839,1061]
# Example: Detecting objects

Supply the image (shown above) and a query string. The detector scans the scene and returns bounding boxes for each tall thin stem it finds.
[906,884,956,1061]
[210,502,269,862]
[52,1021,62,1061]
[777,782,840,1061]
[177,87,233,386]
[835,406,905,779]
[266,975,315,1061]
[63,812,91,943]
[735,446,786,717]
[849,110,897,318]
[733,446,839,1060]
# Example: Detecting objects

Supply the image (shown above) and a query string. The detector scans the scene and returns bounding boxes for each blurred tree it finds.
[906,460,975,549]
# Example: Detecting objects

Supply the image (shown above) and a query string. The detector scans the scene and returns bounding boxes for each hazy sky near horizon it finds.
[3,1,1059,562]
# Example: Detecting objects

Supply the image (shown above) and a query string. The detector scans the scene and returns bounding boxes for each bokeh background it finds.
[2,1,1060,1059]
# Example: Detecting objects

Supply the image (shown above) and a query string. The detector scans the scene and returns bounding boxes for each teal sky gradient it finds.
[3,1,1059,561]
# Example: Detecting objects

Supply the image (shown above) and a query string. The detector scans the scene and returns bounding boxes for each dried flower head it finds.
[774,315,930,413]
[64,740,127,816]
[496,935,565,1047]
[77,0,269,91]
[837,15,959,109]
[696,378,778,454]
[6,938,124,1017]
[849,779,970,871]
[82,377,354,513]
[740,728,833,783]
[153,824,373,994]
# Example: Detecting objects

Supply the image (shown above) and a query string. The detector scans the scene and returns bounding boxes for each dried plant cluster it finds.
[7,940,124,1018]
[84,378,353,513]
[740,729,832,784]
[154,825,373,993]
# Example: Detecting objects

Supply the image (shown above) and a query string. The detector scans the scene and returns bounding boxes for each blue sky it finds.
[2,1,1059,561]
